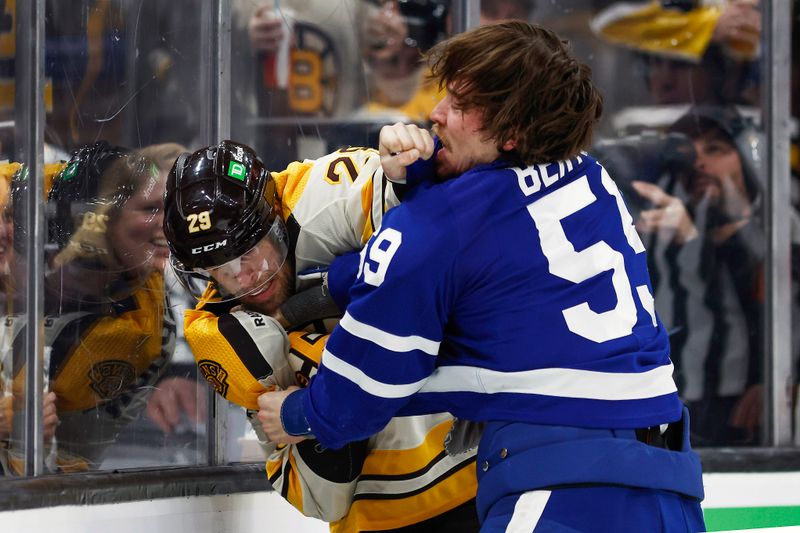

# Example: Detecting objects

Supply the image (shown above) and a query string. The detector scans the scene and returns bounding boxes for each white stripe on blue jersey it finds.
[418,362,677,400]
[322,347,428,398]
[339,311,440,355]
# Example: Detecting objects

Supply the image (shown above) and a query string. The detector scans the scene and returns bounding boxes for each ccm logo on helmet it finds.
[191,239,227,254]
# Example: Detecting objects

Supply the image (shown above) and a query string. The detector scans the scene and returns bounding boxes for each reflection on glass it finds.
[581,1,770,446]
[0,166,17,475]
[0,144,179,473]
[231,0,453,170]
[25,0,208,473]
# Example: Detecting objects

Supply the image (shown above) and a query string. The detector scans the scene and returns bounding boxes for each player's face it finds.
[688,129,747,210]
[110,172,169,276]
[430,91,503,179]
[237,259,293,315]
[212,234,292,315]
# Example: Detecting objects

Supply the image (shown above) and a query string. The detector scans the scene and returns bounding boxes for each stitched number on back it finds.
[527,175,652,343]
[358,228,402,287]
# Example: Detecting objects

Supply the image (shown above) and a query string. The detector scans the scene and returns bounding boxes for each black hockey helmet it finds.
[47,140,132,244]
[163,140,287,301]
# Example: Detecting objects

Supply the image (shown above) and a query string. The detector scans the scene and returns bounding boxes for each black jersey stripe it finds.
[359,449,447,482]
[47,314,103,380]
[289,347,320,368]
[217,313,273,380]
[352,455,475,502]
[280,459,292,499]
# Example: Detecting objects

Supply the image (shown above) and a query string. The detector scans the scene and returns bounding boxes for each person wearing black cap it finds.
[630,106,766,445]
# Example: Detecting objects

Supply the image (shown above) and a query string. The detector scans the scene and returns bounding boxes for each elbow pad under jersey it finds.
[184,307,293,410]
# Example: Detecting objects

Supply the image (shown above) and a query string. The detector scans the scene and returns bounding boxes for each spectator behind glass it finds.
[0,161,76,475]
[592,0,761,107]
[357,0,448,123]
[625,106,767,446]
[133,144,208,439]
[231,0,367,168]
[0,143,177,473]
[358,0,535,123]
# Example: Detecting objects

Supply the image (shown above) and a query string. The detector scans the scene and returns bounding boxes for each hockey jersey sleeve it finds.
[270,148,401,277]
[184,299,368,521]
[286,186,460,449]
[184,305,293,411]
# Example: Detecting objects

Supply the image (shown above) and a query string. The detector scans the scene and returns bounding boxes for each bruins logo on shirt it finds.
[88,360,136,400]
[198,359,229,398]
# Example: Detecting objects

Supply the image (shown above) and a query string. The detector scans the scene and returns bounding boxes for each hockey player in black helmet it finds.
[164,140,292,316]
[164,139,480,533]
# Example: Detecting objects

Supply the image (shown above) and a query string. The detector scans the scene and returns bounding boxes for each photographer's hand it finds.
[632,181,698,245]
[248,5,286,54]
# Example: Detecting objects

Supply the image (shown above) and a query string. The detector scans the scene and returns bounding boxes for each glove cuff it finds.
[280,389,313,437]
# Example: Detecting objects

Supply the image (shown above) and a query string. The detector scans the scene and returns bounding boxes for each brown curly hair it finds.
[426,21,603,166]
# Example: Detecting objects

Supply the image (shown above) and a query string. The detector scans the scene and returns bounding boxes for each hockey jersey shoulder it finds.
[271,148,401,275]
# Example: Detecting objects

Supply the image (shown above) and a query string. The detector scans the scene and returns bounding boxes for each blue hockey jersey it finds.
[289,153,683,451]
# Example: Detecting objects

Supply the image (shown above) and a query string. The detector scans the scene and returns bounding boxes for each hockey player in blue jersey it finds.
[258,21,706,532]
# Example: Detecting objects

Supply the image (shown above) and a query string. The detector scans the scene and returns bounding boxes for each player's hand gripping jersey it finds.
[183,147,477,532]
[185,305,476,531]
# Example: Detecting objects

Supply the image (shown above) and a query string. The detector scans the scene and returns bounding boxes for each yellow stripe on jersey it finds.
[266,445,284,479]
[288,331,325,364]
[360,173,376,245]
[285,451,306,515]
[361,419,453,476]
[333,460,476,533]
[272,161,314,220]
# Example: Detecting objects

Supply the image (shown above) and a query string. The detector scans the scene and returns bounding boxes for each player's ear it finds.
[501,138,517,151]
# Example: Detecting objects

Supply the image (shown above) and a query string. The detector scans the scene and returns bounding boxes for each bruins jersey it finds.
[270,332,477,533]
[271,147,400,286]
[184,306,477,533]
[2,272,174,472]
[184,150,476,530]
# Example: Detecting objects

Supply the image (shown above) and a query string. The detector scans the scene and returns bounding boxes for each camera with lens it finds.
[593,131,696,220]
[366,0,448,52]
[397,0,448,51]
